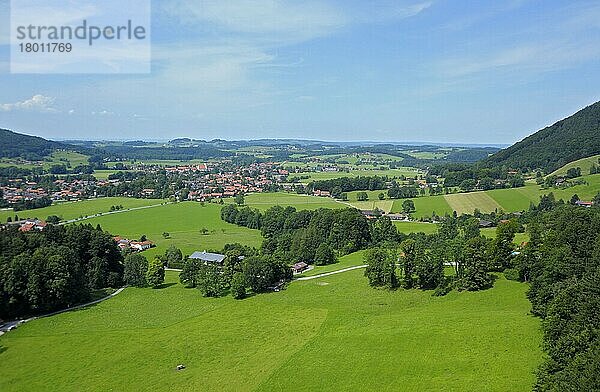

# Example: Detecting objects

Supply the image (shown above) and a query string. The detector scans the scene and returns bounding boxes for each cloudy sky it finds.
[0,0,599,144]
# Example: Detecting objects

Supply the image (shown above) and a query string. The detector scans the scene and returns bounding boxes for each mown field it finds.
[289,168,423,184]
[239,193,343,211]
[388,174,600,217]
[0,269,542,392]
[0,197,166,223]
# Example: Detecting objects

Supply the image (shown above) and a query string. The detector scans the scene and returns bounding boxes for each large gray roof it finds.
[189,251,226,263]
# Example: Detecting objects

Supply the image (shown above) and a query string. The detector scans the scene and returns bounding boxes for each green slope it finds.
[484,101,600,172]
[0,270,542,392]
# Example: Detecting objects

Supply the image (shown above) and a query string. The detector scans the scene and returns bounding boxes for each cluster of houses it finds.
[112,236,154,252]
[1,178,101,205]
[183,163,288,201]
[0,219,49,232]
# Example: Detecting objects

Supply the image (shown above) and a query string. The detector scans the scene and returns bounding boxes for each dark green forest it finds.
[485,101,600,173]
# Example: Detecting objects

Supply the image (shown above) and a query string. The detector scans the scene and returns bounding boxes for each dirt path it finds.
[295,265,367,281]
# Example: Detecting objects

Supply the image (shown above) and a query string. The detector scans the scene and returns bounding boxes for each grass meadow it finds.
[240,193,343,211]
[548,154,600,177]
[83,202,262,259]
[0,197,166,223]
[0,269,542,392]
[387,174,600,218]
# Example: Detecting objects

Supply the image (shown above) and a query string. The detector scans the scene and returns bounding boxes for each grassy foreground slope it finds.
[0,270,541,392]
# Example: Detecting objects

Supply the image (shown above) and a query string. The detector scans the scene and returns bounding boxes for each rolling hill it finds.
[484,101,600,173]
[0,128,78,160]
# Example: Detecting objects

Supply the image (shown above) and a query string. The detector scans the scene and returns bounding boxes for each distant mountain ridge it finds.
[484,101,600,173]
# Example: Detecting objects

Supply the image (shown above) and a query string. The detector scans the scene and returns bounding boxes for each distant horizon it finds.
[2,1,600,144]
[7,128,509,148]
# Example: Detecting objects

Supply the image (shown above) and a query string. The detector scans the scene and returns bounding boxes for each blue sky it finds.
[0,0,599,144]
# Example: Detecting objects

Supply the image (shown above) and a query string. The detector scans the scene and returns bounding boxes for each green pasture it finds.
[549,154,600,177]
[239,193,343,211]
[391,195,453,218]
[0,197,165,223]
[0,269,542,391]
[83,202,262,259]
[444,192,503,215]
[394,220,439,235]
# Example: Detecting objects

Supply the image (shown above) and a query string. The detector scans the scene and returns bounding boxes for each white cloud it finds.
[0,94,58,112]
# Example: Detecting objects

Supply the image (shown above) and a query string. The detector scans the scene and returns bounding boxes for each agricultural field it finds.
[92,169,125,180]
[240,193,343,211]
[0,270,542,392]
[0,197,166,223]
[444,192,503,215]
[481,228,529,245]
[300,250,367,277]
[83,202,262,259]
[391,195,453,218]
[289,168,423,184]
[394,220,439,235]
[385,174,600,218]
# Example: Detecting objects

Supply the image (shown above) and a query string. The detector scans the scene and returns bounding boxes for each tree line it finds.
[0,224,124,319]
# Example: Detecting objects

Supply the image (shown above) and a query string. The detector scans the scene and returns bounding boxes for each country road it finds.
[59,202,173,225]
[295,265,367,280]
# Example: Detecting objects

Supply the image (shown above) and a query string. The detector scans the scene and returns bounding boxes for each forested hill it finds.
[0,128,72,160]
[484,101,600,173]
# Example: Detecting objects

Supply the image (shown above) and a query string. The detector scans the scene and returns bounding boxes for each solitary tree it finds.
[400,239,418,289]
[165,245,183,267]
[146,257,165,288]
[489,221,516,271]
[458,237,492,291]
[235,193,245,205]
[402,199,415,213]
[179,259,202,288]
[124,253,148,287]
[197,264,227,297]
[231,272,247,299]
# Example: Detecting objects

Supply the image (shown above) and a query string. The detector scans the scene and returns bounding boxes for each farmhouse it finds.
[479,220,494,228]
[189,251,226,265]
[361,210,382,219]
[387,213,408,221]
[113,236,154,252]
[130,241,153,251]
[18,220,47,232]
[292,261,309,273]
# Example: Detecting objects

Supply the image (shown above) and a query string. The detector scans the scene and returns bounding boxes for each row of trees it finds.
[308,176,390,193]
[0,224,124,318]
[223,204,387,264]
